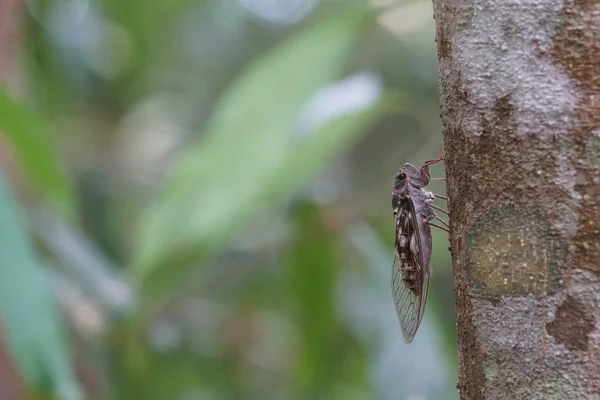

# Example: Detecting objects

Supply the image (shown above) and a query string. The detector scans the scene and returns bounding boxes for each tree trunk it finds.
[432,1,600,399]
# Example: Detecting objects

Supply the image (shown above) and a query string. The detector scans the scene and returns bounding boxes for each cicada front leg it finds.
[418,151,445,185]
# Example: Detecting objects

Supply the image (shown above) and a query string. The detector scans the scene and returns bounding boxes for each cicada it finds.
[392,153,447,343]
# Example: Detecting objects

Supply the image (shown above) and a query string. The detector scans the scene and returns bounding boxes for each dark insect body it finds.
[391,153,447,343]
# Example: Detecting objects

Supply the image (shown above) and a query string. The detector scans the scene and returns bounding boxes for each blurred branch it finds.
[0,1,29,399]
[0,0,20,83]
[28,208,135,317]
[0,326,26,400]
[0,0,20,177]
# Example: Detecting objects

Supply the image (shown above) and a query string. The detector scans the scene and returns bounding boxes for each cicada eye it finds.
[396,172,407,181]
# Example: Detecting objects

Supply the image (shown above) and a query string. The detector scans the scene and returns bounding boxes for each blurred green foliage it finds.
[0,0,457,399]
[0,177,79,400]
[133,6,377,296]
[0,90,75,218]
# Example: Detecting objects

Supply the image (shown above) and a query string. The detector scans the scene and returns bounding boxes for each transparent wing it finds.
[391,196,430,343]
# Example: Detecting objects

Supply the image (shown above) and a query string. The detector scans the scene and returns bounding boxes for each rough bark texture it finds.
[432,0,600,399]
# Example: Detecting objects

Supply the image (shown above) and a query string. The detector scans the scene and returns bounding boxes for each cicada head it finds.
[395,163,429,189]
[393,169,409,193]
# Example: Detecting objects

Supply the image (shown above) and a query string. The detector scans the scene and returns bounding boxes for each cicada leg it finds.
[427,222,449,233]
[424,212,450,242]
[428,203,448,215]
[423,212,449,233]
[434,216,449,229]
[421,151,445,168]
[418,152,445,185]
[428,219,449,232]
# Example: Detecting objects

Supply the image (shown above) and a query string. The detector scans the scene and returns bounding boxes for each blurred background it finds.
[0,0,456,399]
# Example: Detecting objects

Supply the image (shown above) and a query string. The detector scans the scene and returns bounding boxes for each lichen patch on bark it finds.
[466,204,567,298]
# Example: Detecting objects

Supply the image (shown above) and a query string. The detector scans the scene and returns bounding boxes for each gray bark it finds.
[432,0,600,399]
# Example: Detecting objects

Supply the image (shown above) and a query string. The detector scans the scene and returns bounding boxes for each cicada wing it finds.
[391,253,421,343]
[391,195,430,343]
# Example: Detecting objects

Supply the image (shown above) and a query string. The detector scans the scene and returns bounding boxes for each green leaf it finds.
[132,7,377,296]
[286,204,370,396]
[0,176,80,399]
[286,203,339,392]
[0,90,75,218]
[266,93,400,199]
